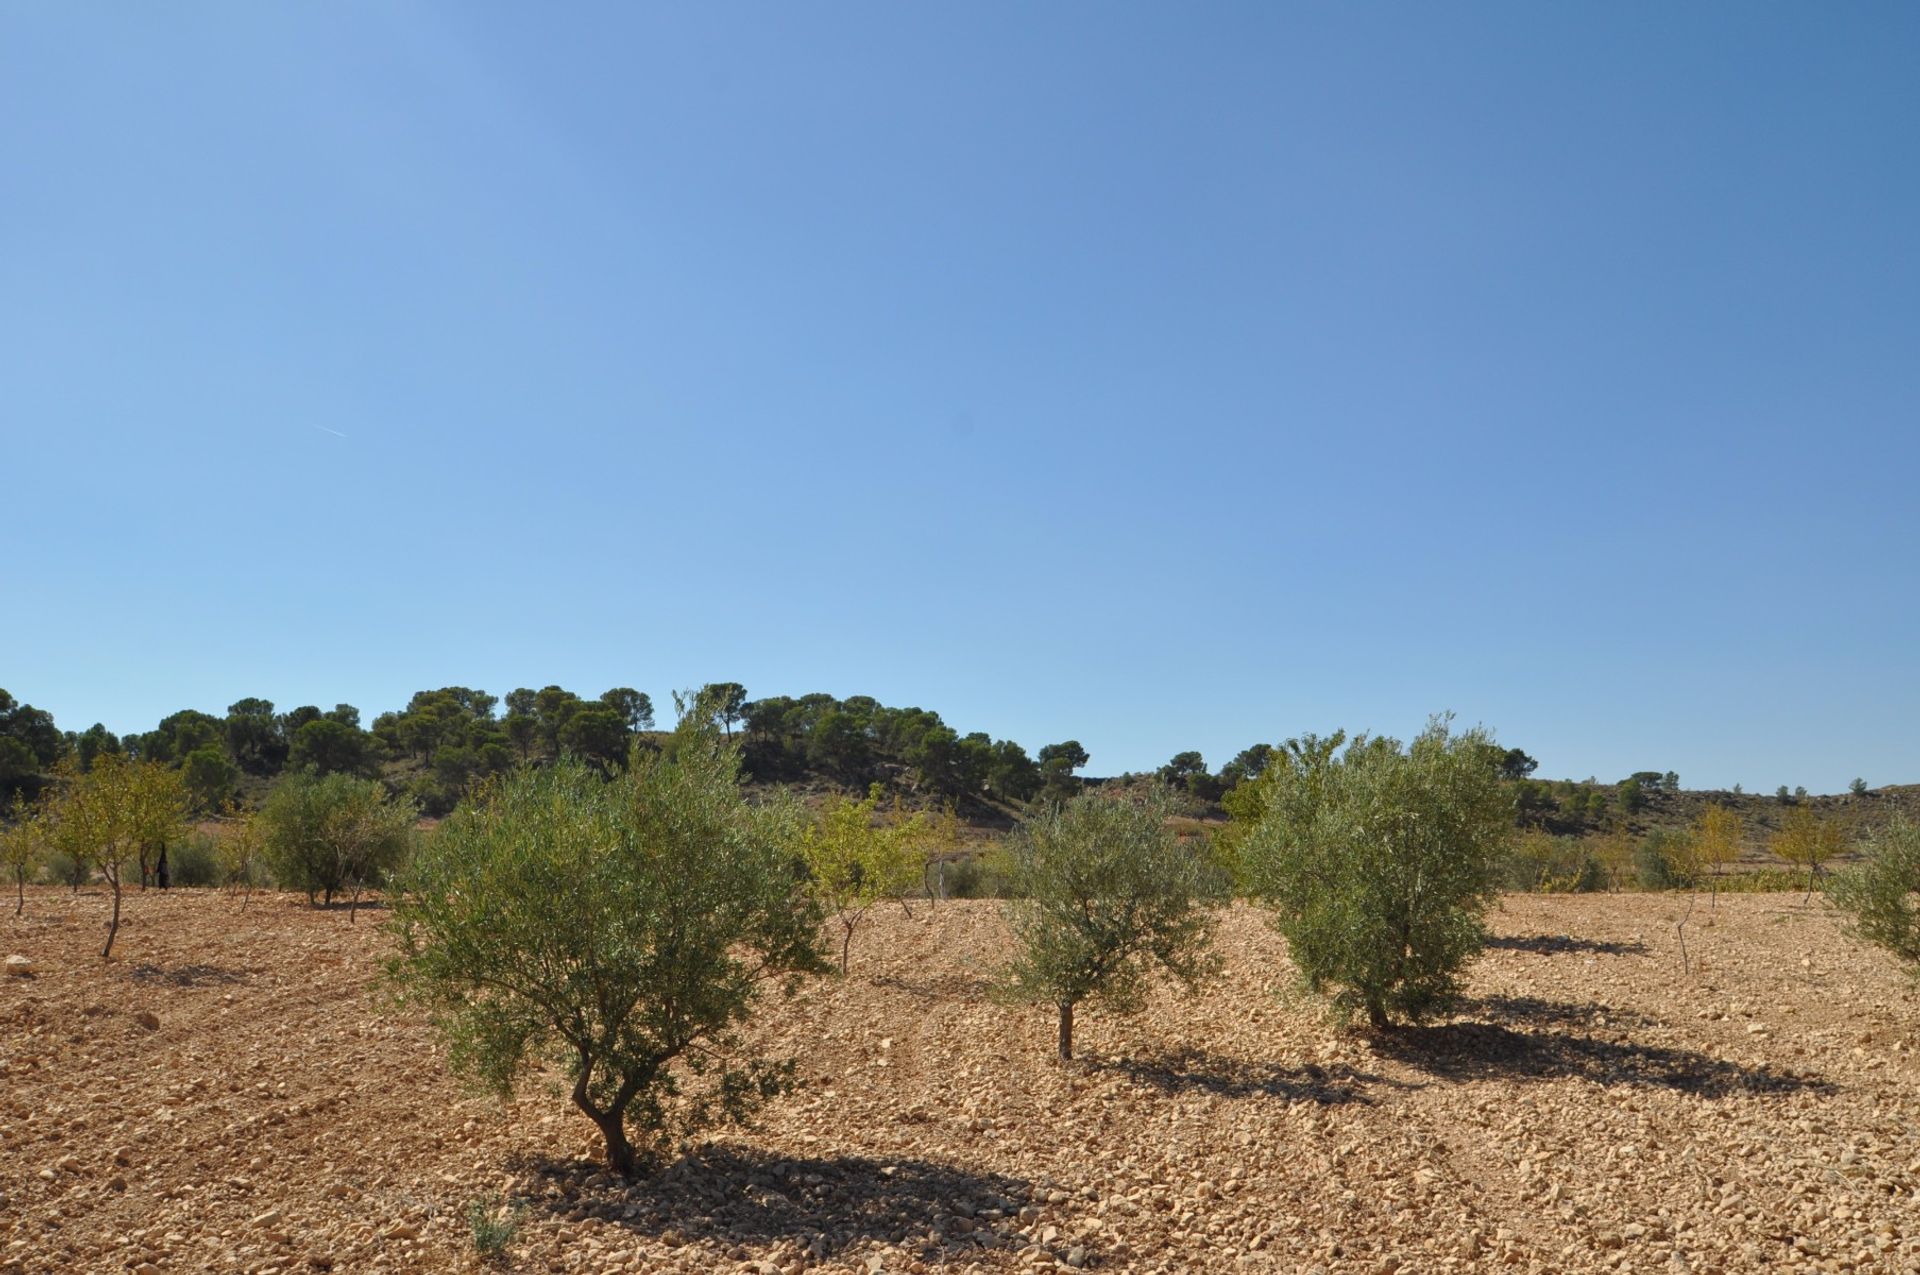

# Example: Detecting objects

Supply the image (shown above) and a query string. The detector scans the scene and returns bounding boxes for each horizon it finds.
[4,4,1917,794]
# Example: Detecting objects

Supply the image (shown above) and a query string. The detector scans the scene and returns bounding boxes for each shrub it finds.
[1240,718,1511,1029]
[262,771,415,915]
[167,831,221,887]
[1827,816,1920,975]
[1000,787,1223,1061]
[1502,831,1607,893]
[466,1195,522,1261]
[1591,831,1634,891]
[942,850,1015,899]
[1712,868,1804,893]
[40,848,89,888]
[1635,827,1696,890]
[1851,777,1869,796]
[386,734,828,1177]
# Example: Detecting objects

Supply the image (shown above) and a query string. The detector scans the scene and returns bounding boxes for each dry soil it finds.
[2,889,1917,1275]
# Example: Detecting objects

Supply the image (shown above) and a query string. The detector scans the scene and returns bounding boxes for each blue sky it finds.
[3,4,1916,791]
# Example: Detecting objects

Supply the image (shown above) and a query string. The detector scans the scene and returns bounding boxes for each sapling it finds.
[1000,787,1222,1062]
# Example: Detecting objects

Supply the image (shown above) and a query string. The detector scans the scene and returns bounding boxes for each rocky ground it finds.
[2,888,1917,1275]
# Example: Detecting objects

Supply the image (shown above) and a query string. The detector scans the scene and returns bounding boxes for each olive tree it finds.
[800,784,928,974]
[1827,816,1920,975]
[1,799,47,916]
[385,734,828,1177]
[1240,718,1511,1029]
[1000,788,1223,1062]
[261,771,415,917]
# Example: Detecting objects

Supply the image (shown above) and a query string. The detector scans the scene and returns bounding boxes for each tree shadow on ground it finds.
[1371,1017,1833,1098]
[1486,934,1648,956]
[129,962,253,987]
[1469,994,1660,1030]
[1088,1046,1388,1104]
[510,1145,1076,1265]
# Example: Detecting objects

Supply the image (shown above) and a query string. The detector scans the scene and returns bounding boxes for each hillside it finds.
[1626,783,1920,852]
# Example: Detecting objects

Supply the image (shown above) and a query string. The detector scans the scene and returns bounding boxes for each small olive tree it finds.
[1000,788,1223,1062]
[1240,718,1511,1029]
[1828,816,1920,975]
[1,799,47,916]
[800,784,929,974]
[386,735,828,1176]
[1773,805,1845,902]
[261,771,414,916]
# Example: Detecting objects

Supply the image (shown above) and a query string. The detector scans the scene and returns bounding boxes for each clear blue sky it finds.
[3,4,1916,792]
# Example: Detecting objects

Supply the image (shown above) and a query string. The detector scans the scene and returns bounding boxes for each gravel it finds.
[1,888,1915,1273]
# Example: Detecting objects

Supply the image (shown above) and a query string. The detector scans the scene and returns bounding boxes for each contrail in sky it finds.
[310,424,349,439]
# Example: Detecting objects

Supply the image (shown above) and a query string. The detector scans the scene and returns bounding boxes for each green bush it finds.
[1501,833,1606,893]
[166,831,222,887]
[1713,869,1804,894]
[40,849,89,888]
[1827,816,1920,974]
[1635,828,1694,890]
[1240,719,1511,1029]
[466,1195,522,1261]
[1567,854,1607,893]
[262,771,415,909]
[940,851,1016,899]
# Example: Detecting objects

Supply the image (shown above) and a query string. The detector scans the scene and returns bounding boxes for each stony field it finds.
[2,888,1917,1275]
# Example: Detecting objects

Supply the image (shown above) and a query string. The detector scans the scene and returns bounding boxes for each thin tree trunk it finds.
[14,865,22,916]
[1367,999,1391,1031]
[1057,1001,1074,1063]
[840,920,853,975]
[102,866,122,959]
[1676,894,1696,977]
